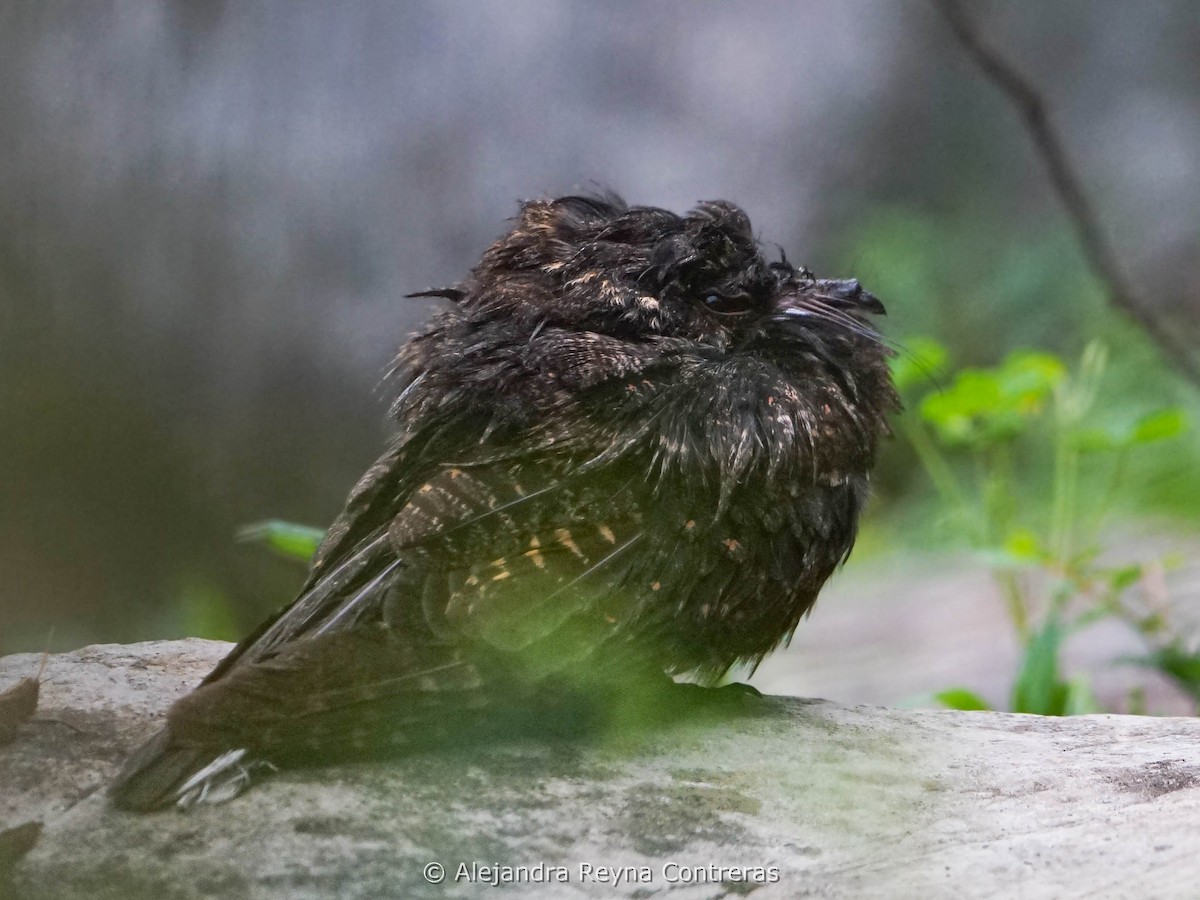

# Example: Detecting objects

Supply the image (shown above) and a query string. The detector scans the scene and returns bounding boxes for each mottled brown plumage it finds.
[110,194,898,810]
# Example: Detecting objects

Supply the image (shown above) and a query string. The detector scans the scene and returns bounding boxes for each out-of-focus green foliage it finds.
[889,336,1199,715]
[841,205,1200,524]
[176,580,243,642]
[919,351,1065,447]
[237,520,325,562]
[931,687,991,711]
[840,208,1103,359]
[888,337,949,394]
[1073,409,1188,454]
[1009,612,1102,716]
[165,525,325,644]
[1137,645,1200,705]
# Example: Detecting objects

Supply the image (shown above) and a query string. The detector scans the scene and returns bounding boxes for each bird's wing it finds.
[201,345,688,685]
[157,458,659,750]
[110,366,677,810]
[109,439,661,810]
[385,458,659,670]
[196,438,414,685]
[200,331,680,685]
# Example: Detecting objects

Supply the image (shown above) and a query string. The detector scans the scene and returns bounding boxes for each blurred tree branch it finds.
[933,0,1200,389]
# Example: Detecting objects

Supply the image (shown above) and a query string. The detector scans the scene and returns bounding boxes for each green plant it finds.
[895,339,1196,715]
[237,520,325,562]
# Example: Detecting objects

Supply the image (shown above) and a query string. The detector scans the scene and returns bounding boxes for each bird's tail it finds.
[108,729,260,811]
[107,630,526,811]
[107,618,661,812]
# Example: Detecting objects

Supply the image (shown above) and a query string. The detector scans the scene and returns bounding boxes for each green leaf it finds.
[1062,676,1102,715]
[919,371,1009,446]
[917,351,1067,448]
[1136,645,1200,704]
[1071,427,1121,453]
[920,371,1000,421]
[1129,408,1188,445]
[975,529,1046,569]
[237,520,325,562]
[996,351,1067,411]
[1012,613,1069,715]
[1106,564,1143,593]
[1071,409,1186,453]
[1003,528,1043,562]
[890,337,950,393]
[934,688,993,711]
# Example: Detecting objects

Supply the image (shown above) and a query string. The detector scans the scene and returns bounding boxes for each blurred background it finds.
[2,1,1198,712]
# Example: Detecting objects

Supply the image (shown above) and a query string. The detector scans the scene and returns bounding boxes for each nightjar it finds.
[111,194,898,810]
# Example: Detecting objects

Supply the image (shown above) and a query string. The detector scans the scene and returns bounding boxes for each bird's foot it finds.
[674,679,763,706]
[641,679,767,726]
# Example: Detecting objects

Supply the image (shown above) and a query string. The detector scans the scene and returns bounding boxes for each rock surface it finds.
[2,640,1199,899]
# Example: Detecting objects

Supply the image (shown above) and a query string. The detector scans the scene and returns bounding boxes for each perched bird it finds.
[110,194,898,810]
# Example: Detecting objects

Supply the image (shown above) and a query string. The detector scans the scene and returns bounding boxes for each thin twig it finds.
[932,0,1200,388]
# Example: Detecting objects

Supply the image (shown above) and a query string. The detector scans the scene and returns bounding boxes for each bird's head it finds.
[435,194,888,368]
[400,195,897,447]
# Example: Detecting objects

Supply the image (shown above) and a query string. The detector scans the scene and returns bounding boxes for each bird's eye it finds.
[702,291,755,317]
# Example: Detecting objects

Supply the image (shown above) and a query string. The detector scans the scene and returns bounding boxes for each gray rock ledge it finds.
[2,639,1199,899]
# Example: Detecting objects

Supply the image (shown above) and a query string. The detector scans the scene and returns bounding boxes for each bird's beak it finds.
[812,279,886,316]
[774,278,887,330]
